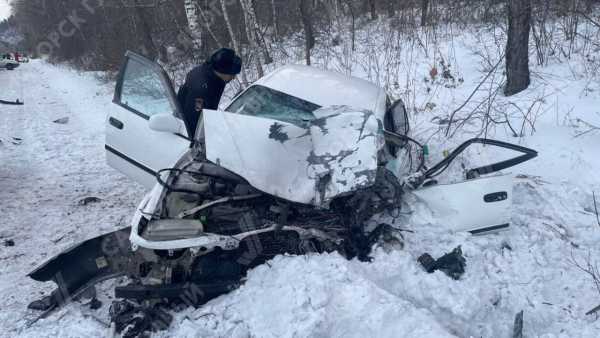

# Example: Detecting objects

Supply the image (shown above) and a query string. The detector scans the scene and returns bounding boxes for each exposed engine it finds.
[126,150,404,301]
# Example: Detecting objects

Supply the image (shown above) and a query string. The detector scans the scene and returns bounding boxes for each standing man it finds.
[177,48,242,139]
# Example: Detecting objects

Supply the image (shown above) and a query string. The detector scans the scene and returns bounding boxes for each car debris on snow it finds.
[418,246,467,280]
[52,117,69,124]
[513,310,524,338]
[27,296,55,312]
[0,98,23,105]
[77,196,103,206]
[110,299,173,337]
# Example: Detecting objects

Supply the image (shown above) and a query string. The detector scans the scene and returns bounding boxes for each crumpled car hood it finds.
[203,106,384,207]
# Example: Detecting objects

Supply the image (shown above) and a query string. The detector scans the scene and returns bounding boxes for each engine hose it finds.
[383,130,426,172]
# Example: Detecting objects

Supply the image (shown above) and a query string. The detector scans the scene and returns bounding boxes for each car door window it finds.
[117,56,176,119]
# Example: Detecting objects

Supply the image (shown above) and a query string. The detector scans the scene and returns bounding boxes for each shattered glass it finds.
[120,57,172,117]
[226,84,321,127]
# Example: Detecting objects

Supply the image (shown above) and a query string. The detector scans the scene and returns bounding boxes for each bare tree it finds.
[239,0,264,77]
[505,0,532,96]
[197,4,223,46]
[134,3,160,60]
[220,0,248,86]
[367,0,377,20]
[387,0,396,18]
[299,0,315,65]
[220,0,240,53]
[346,1,357,52]
[271,0,279,40]
[421,0,430,26]
[184,0,203,56]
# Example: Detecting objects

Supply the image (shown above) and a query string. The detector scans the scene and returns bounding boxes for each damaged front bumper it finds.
[28,228,133,307]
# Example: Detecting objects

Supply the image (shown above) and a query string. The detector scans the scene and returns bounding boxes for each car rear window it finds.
[226,85,321,127]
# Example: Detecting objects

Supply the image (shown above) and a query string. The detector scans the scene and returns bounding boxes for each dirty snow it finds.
[1,21,600,338]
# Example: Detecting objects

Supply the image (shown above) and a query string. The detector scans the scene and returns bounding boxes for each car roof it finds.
[254,65,385,113]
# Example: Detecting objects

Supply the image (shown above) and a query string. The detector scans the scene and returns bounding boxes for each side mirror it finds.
[149,113,181,134]
[388,99,409,136]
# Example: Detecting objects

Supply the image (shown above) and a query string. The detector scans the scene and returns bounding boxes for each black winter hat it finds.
[210,48,242,75]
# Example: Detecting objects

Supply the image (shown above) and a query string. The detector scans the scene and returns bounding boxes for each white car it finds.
[0,55,19,70]
[27,52,536,332]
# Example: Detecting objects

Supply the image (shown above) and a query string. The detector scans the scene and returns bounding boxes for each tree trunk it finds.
[420,0,430,26]
[505,0,532,96]
[241,0,273,64]
[134,6,158,60]
[220,0,248,86]
[299,0,315,66]
[239,0,264,77]
[271,0,279,40]
[368,0,376,20]
[183,0,202,57]
[197,4,222,46]
[387,0,395,18]
[347,1,356,52]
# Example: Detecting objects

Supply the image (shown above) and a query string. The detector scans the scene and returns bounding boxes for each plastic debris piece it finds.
[28,295,56,311]
[417,253,436,273]
[78,197,102,206]
[109,300,172,337]
[53,117,69,124]
[418,246,466,280]
[513,310,524,338]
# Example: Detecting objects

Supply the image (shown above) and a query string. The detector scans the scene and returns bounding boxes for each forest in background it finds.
[2,0,600,118]
[2,1,597,71]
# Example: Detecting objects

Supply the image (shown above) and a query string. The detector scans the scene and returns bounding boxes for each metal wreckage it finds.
[25,59,537,337]
[27,106,536,335]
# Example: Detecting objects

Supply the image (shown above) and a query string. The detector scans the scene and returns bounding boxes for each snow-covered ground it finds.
[2,21,600,337]
[0,61,144,337]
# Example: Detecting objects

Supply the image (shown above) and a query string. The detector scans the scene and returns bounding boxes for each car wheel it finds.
[6,64,14,70]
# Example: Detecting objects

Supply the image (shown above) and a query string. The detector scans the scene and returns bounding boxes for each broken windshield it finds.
[226,85,321,127]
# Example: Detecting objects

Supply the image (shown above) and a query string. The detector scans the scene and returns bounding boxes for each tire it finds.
[6,64,15,71]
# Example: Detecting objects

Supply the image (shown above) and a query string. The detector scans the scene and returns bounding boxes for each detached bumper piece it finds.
[28,228,133,308]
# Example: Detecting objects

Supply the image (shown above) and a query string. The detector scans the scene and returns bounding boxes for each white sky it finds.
[0,0,11,21]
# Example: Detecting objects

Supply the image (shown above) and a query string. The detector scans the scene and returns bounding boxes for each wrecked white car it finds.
[27,52,537,333]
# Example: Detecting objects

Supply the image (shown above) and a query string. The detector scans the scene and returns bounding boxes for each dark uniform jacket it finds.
[177,62,226,138]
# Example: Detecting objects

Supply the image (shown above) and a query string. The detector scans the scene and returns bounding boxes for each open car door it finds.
[384,132,538,235]
[411,139,538,234]
[106,51,190,189]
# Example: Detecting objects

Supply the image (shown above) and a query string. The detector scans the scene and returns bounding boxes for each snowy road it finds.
[0,61,144,337]
[1,60,600,338]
